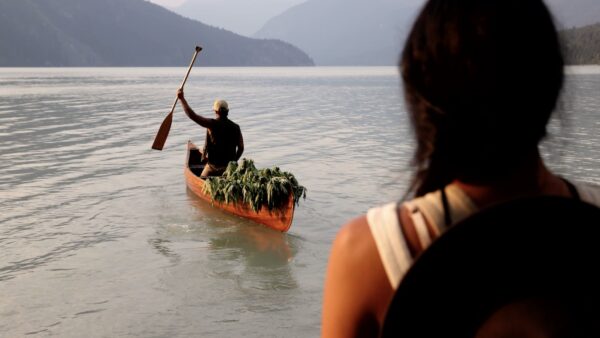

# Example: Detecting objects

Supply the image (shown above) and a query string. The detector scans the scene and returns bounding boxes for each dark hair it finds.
[401,0,564,197]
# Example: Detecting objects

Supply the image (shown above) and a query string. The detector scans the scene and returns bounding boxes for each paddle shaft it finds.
[170,47,201,114]
[151,46,202,150]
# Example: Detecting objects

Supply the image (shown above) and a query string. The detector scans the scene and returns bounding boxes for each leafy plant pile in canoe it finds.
[202,159,307,213]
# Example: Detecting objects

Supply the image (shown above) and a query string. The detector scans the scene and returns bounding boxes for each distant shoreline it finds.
[1,65,599,71]
[565,65,600,74]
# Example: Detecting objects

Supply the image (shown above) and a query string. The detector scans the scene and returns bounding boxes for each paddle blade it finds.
[151,112,173,151]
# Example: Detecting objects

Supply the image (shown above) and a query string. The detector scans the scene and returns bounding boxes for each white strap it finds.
[367,203,413,290]
[412,210,432,249]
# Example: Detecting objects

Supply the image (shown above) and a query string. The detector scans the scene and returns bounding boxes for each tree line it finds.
[561,23,600,65]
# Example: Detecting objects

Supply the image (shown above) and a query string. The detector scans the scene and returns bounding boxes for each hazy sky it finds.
[148,0,307,36]
[148,0,304,9]
[149,0,186,8]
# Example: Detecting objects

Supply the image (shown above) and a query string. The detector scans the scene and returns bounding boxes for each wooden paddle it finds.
[151,46,203,151]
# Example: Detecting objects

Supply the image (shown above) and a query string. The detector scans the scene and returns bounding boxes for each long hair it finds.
[401,0,564,197]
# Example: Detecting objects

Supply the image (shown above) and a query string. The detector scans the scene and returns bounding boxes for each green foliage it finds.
[202,159,307,213]
[561,23,600,65]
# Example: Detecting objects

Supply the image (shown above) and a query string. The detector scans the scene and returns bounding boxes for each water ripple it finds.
[0,67,598,337]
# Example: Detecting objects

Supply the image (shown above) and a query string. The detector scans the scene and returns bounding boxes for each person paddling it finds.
[177,89,244,176]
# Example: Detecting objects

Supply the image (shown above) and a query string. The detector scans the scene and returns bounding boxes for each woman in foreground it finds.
[321,0,600,337]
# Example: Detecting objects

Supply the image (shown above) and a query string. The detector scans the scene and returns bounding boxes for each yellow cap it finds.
[213,99,229,112]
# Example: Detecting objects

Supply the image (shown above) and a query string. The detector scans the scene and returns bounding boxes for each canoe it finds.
[184,141,295,232]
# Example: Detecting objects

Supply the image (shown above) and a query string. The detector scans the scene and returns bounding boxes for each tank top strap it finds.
[407,184,478,234]
[367,202,414,290]
[440,187,452,227]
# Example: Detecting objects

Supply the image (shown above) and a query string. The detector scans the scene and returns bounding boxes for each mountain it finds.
[254,0,423,66]
[174,0,305,37]
[0,0,314,67]
[561,23,600,65]
[546,0,600,29]
[253,0,600,66]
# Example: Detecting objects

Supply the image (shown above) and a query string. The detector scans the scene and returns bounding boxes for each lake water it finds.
[1,67,599,337]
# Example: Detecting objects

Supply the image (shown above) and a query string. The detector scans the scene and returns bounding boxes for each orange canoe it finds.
[184,141,295,232]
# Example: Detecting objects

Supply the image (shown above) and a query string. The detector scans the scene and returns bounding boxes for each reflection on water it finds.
[188,190,295,259]
[148,188,299,291]
[148,238,181,264]
[190,189,299,291]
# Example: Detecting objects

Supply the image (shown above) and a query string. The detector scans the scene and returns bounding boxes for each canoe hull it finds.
[185,141,294,232]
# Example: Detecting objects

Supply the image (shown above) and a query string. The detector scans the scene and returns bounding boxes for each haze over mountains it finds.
[1,0,598,67]
[0,0,313,67]
[254,0,423,66]
[249,0,600,66]
[172,0,305,37]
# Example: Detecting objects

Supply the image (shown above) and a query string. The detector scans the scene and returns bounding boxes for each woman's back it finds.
[320,0,599,337]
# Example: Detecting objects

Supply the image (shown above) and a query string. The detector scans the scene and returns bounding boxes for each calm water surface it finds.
[1,67,599,337]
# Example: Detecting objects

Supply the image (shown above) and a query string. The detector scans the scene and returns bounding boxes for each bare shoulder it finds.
[322,215,394,338]
[330,214,389,285]
[332,215,374,254]
[326,215,381,294]
[334,215,394,300]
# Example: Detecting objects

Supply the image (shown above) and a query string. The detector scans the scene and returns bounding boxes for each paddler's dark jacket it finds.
[203,117,243,167]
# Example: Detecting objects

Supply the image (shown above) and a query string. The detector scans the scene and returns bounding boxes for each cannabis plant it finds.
[202,159,307,213]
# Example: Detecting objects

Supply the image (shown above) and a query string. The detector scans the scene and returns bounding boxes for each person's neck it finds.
[453,155,571,209]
